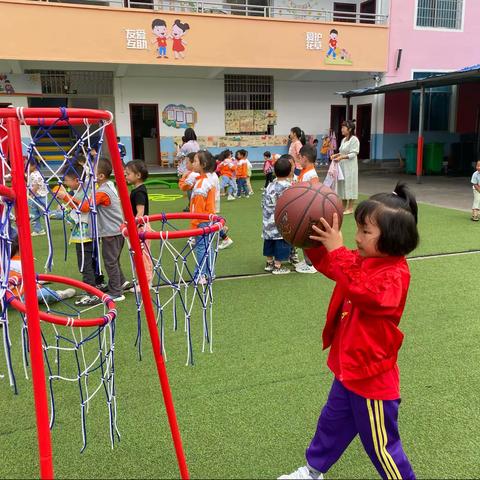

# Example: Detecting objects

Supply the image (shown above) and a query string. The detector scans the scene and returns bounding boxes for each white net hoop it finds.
[6,274,118,452]
[123,213,225,366]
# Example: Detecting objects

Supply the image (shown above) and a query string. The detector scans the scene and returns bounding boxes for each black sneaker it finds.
[77,295,102,306]
[121,281,134,291]
[96,282,108,293]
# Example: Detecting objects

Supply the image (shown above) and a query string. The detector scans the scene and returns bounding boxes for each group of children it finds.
[261,144,320,275]
[24,155,151,306]
[216,149,254,199]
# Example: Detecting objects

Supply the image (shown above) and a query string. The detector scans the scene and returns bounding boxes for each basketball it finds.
[274,182,344,248]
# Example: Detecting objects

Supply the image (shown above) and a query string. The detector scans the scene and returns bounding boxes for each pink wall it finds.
[386,0,480,83]
[384,91,410,133]
[457,83,480,134]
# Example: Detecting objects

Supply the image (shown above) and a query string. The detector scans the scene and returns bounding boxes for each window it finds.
[227,0,270,17]
[24,70,114,96]
[416,0,463,29]
[410,72,452,132]
[224,75,274,134]
[333,2,357,23]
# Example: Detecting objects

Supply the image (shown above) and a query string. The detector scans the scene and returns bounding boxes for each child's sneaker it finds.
[56,288,76,300]
[272,265,290,275]
[264,261,274,272]
[111,294,125,302]
[121,281,134,291]
[77,295,102,306]
[31,230,46,237]
[278,466,324,479]
[289,252,300,265]
[218,238,234,250]
[227,195,235,201]
[96,283,108,293]
[295,263,317,274]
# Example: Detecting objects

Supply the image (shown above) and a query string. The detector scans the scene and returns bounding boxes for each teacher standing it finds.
[176,127,200,175]
[331,120,359,214]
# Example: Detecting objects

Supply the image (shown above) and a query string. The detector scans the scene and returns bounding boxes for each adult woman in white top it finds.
[331,120,360,214]
[176,127,200,175]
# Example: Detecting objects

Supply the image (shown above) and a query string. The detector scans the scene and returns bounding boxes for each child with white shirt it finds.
[27,159,48,236]
[471,160,480,221]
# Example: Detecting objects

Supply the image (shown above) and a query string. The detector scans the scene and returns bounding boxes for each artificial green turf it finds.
[1,179,480,478]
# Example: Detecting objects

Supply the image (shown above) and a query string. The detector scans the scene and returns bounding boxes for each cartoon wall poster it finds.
[151,18,190,61]
[204,136,215,148]
[238,111,254,133]
[0,73,42,95]
[324,28,353,66]
[162,104,197,129]
[253,110,268,133]
[225,110,240,134]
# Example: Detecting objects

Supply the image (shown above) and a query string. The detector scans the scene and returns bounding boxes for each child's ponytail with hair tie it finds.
[393,181,418,224]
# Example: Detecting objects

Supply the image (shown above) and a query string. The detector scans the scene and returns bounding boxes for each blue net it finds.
[128,216,221,366]
[8,277,119,452]
[20,108,107,275]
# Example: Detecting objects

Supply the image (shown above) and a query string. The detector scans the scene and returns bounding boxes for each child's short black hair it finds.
[186,152,196,162]
[205,153,217,173]
[218,149,231,162]
[313,139,319,144]
[355,182,419,256]
[236,149,247,159]
[61,162,83,180]
[274,155,293,178]
[96,157,112,178]
[195,150,213,170]
[264,151,271,158]
[299,144,317,164]
[125,160,149,181]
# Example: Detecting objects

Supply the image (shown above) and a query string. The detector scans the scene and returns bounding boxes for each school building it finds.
[0,0,478,169]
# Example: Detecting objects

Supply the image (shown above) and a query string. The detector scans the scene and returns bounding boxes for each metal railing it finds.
[32,0,389,25]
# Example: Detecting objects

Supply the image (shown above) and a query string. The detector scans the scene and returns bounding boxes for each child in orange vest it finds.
[190,150,217,284]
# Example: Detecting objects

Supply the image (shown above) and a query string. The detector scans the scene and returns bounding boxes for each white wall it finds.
[115,75,369,138]
[114,76,225,137]
[275,79,353,135]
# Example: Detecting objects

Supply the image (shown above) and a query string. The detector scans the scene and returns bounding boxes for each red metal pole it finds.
[104,123,189,480]
[416,135,424,179]
[6,117,54,479]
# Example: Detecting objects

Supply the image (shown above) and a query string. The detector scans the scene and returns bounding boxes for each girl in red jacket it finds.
[280,182,418,480]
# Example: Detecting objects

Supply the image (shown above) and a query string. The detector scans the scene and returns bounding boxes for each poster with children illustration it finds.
[151,18,190,60]
[324,29,353,66]
[162,104,197,128]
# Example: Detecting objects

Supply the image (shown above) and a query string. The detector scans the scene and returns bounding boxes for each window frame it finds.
[414,0,465,32]
[408,70,455,133]
[224,74,274,135]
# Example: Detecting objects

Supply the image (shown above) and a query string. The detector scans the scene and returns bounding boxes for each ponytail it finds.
[291,126,306,145]
[299,129,306,146]
[393,181,418,224]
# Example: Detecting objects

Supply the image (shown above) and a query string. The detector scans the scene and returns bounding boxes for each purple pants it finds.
[306,379,415,479]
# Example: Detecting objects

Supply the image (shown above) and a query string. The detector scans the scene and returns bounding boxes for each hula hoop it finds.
[121,213,225,240]
[6,274,116,327]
